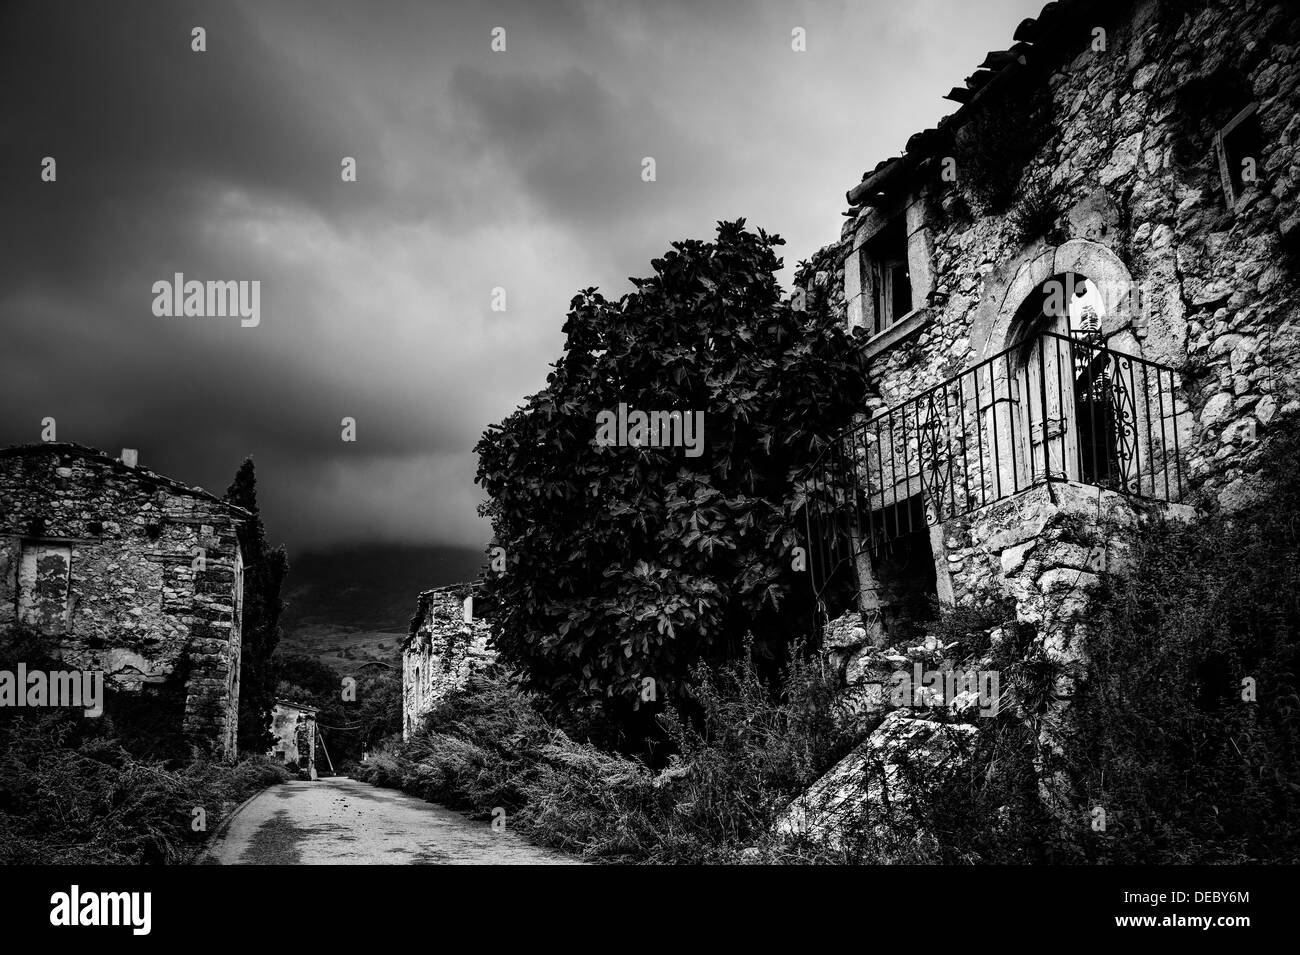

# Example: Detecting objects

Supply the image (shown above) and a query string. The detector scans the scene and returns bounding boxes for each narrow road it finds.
[200,776,580,865]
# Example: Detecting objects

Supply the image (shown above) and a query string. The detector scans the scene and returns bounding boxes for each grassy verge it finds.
[0,709,290,864]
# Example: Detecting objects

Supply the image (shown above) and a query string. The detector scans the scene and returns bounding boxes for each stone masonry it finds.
[783,0,1300,841]
[795,0,1300,657]
[0,443,248,758]
[401,582,494,739]
[270,699,319,777]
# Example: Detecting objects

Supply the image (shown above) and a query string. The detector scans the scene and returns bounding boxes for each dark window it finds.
[1215,104,1264,208]
[1075,351,1123,489]
[861,218,913,336]
[868,495,937,642]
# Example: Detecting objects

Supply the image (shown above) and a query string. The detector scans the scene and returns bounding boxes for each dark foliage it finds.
[357,648,858,863]
[1009,182,1063,245]
[224,458,289,755]
[474,220,867,732]
[274,652,401,768]
[878,415,1300,863]
[0,628,291,864]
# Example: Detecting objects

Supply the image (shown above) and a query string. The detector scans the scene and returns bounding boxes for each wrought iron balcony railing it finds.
[800,330,1187,605]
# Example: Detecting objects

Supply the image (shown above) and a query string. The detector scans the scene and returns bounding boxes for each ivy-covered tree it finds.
[224,458,289,755]
[474,220,866,729]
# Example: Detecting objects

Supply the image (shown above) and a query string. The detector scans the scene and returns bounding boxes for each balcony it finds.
[800,330,1188,604]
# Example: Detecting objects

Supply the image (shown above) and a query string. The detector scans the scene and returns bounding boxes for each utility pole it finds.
[317,728,336,776]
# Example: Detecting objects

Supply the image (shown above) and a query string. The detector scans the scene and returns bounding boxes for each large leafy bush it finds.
[474,220,865,725]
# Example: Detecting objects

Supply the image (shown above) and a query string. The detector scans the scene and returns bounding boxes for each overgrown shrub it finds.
[1008,181,1062,245]
[0,711,289,864]
[473,220,867,735]
[0,627,290,864]
[858,415,1300,863]
[1059,419,1300,863]
[358,648,858,863]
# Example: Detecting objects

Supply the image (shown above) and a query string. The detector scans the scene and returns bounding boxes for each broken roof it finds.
[846,0,1121,208]
[403,580,486,648]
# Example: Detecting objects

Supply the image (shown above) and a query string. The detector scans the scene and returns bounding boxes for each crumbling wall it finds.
[0,444,246,758]
[791,0,1300,682]
[798,0,1300,512]
[783,0,1300,840]
[795,483,1198,845]
[401,585,494,739]
[792,236,851,327]
[270,701,317,774]
[943,483,1192,626]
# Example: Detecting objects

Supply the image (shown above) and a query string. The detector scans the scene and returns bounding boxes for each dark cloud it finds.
[451,66,631,223]
[0,0,1048,552]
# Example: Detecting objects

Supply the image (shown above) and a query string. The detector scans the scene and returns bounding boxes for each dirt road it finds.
[201,776,580,865]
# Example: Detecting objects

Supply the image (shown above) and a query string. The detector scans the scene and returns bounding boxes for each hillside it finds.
[278,543,485,671]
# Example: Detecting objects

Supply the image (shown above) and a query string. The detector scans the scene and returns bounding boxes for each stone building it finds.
[784,0,1300,834]
[0,443,248,758]
[270,699,319,778]
[799,0,1299,658]
[401,582,493,739]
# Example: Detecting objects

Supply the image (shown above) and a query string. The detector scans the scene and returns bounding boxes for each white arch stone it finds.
[973,239,1137,360]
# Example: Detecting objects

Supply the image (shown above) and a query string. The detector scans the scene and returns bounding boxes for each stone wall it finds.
[784,1,1300,839]
[270,700,318,776]
[401,583,494,739]
[792,0,1300,638]
[828,482,1194,695]
[800,0,1300,516]
[0,444,247,758]
[790,480,1202,844]
[944,481,1194,631]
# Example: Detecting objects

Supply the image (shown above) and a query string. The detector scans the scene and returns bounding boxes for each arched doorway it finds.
[1002,272,1137,491]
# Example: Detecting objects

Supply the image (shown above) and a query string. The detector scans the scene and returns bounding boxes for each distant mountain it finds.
[278,543,485,664]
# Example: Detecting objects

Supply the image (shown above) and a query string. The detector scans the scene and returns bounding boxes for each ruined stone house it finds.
[783,0,1300,833]
[0,443,248,758]
[799,0,1299,663]
[401,582,493,739]
[270,699,319,777]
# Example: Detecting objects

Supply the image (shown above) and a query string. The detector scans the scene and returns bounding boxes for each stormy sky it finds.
[0,0,1044,555]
